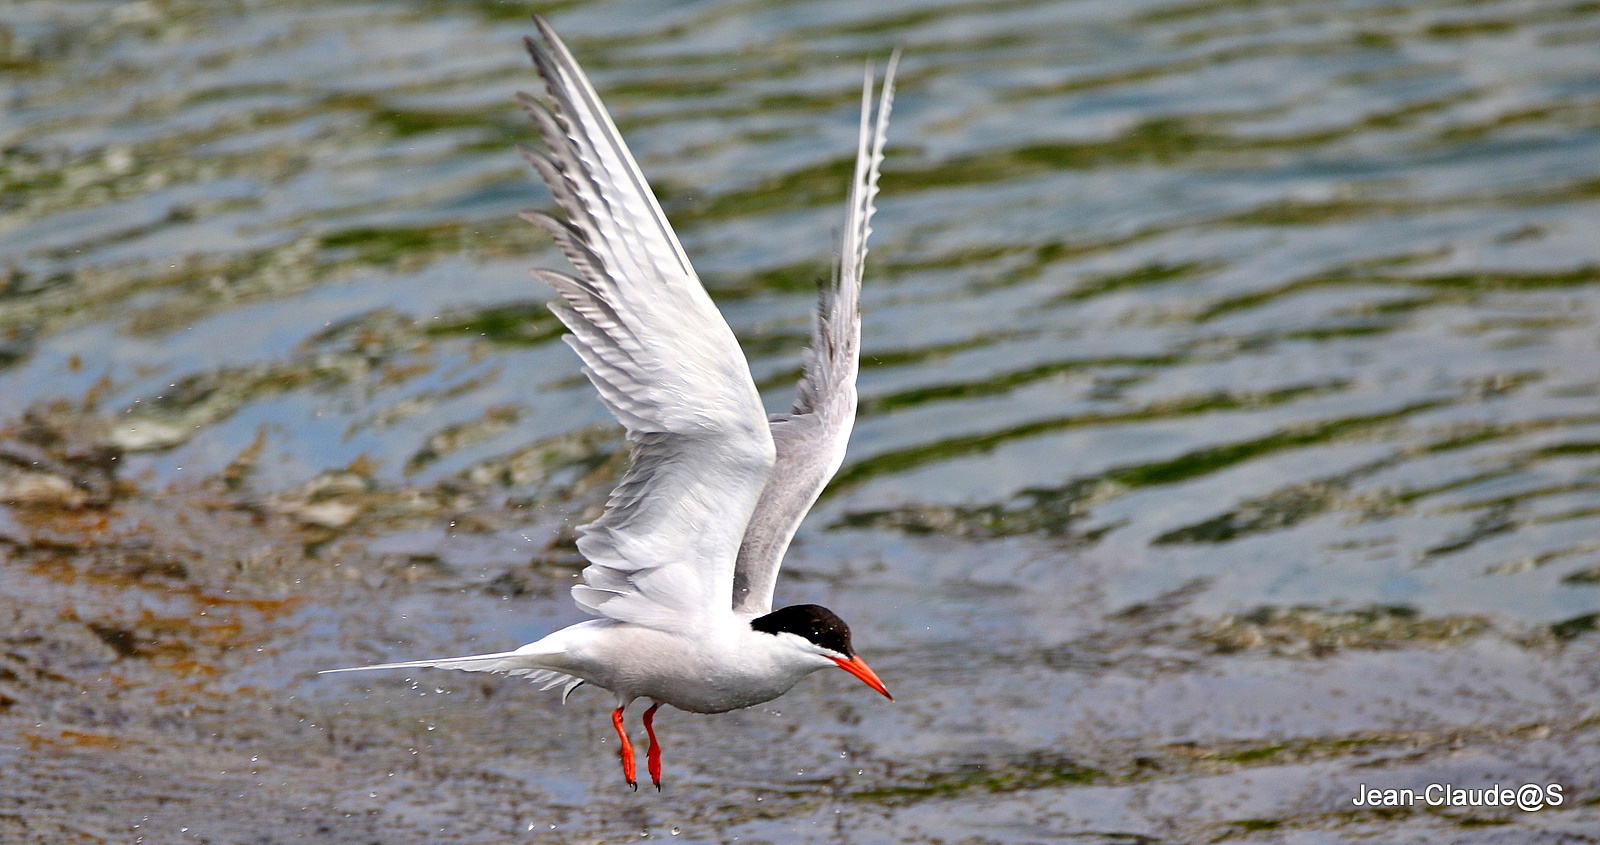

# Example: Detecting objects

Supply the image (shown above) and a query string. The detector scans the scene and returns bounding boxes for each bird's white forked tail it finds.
[320,646,586,701]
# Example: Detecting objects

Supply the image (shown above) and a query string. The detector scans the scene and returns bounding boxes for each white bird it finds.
[324,16,898,791]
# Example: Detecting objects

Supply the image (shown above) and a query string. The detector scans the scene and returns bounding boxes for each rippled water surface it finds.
[6,0,1600,841]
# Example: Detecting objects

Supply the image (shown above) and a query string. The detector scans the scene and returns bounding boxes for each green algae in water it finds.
[852,757,1104,805]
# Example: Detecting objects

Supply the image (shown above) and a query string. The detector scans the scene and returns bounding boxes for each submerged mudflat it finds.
[5,0,1600,841]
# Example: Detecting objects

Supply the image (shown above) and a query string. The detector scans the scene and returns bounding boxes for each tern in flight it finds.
[325,18,898,790]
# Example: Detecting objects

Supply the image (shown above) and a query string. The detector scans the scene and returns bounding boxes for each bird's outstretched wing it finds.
[732,54,899,617]
[520,17,775,633]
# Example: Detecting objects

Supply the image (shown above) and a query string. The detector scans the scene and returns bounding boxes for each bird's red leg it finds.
[642,702,663,791]
[611,705,637,790]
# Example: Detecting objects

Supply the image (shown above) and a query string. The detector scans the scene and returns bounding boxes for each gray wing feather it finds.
[521,17,775,632]
[732,53,900,616]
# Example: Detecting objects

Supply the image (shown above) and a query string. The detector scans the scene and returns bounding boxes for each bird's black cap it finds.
[751,604,853,657]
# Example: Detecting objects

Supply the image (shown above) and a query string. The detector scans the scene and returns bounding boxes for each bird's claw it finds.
[628,780,637,791]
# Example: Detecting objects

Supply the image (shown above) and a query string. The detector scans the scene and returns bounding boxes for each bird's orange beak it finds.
[831,655,893,701]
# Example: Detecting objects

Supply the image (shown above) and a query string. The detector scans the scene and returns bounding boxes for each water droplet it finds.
[839,751,848,758]
[639,829,649,838]
[250,756,258,762]
[671,827,681,836]
[369,792,377,798]
[527,823,535,831]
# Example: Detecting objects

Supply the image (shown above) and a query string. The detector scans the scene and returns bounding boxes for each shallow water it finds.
[6,0,1600,841]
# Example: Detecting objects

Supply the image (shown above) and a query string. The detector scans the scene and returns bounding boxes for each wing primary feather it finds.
[530,17,696,281]
[730,52,899,615]
[523,35,659,294]
[520,208,612,287]
[517,17,777,632]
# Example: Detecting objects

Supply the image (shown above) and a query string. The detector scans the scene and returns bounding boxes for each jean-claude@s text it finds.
[1353,783,1563,811]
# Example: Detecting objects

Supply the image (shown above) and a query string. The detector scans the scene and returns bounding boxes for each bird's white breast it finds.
[555,619,827,714]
